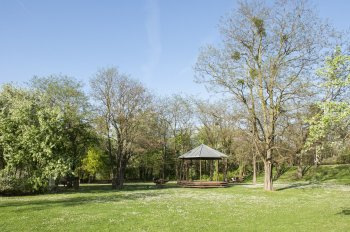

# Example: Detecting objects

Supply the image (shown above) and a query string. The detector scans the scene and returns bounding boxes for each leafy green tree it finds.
[305,47,350,163]
[82,147,104,182]
[0,85,68,193]
[30,75,94,189]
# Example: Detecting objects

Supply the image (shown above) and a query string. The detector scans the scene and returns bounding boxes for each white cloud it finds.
[142,0,162,81]
[16,0,31,15]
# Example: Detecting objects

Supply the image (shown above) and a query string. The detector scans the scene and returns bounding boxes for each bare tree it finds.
[195,0,331,190]
[194,100,239,181]
[90,67,152,189]
[165,95,194,180]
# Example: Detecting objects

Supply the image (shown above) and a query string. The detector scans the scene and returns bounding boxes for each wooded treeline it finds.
[1,0,349,194]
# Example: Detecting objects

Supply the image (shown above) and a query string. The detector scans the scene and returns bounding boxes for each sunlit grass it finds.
[1,182,349,232]
[244,164,350,185]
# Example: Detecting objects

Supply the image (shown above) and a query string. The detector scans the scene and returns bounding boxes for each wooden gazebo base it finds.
[177,180,228,188]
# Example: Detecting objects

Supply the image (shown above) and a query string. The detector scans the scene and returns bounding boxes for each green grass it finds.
[1,182,349,232]
[245,164,350,185]
[302,164,350,184]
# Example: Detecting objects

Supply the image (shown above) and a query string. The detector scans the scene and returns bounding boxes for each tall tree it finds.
[165,95,194,180]
[0,85,69,193]
[305,46,350,162]
[31,76,93,189]
[195,0,330,190]
[90,67,152,189]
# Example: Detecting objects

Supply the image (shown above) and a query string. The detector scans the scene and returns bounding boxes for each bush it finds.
[0,170,48,195]
[0,174,31,195]
[337,154,350,164]
[321,156,338,165]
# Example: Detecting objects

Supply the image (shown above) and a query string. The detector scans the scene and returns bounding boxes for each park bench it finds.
[153,178,169,186]
[231,176,245,183]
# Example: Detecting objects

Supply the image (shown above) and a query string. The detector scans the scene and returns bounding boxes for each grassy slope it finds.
[0,182,349,232]
[247,164,350,185]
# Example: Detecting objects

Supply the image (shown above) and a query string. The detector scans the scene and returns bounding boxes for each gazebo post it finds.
[224,158,227,182]
[186,160,189,181]
[180,159,183,181]
[183,159,185,181]
[216,159,219,181]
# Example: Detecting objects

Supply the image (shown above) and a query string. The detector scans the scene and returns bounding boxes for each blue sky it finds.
[0,0,349,97]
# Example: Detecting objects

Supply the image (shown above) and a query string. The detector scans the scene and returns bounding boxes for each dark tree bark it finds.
[253,153,257,185]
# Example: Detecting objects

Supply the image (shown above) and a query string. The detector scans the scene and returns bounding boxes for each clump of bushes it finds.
[0,170,49,195]
[337,154,350,164]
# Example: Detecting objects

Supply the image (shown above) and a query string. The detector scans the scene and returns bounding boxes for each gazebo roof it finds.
[178,144,228,160]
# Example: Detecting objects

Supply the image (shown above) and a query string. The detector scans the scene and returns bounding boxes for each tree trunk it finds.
[162,139,166,179]
[73,177,79,190]
[263,151,273,191]
[174,140,179,181]
[297,153,303,179]
[117,168,126,189]
[314,146,319,168]
[112,167,118,189]
[253,153,257,185]
[117,157,127,189]
[107,129,117,188]
[239,161,244,178]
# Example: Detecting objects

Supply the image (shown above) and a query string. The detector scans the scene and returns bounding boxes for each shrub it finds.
[337,154,350,164]
[0,170,48,195]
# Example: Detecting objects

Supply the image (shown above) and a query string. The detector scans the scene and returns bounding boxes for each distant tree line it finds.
[1,0,349,194]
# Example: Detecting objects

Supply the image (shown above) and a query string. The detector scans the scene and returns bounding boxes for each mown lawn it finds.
[0,182,349,232]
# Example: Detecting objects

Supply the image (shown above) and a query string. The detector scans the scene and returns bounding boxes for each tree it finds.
[194,100,238,181]
[151,98,172,180]
[195,0,331,190]
[90,67,152,189]
[305,46,350,163]
[0,85,68,193]
[165,95,194,180]
[30,75,94,189]
[82,147,104,182]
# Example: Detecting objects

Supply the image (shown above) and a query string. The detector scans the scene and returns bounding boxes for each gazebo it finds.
[177,144,228,188]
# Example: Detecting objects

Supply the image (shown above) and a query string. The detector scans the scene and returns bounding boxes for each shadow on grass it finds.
[46,182,180,195]
[337,209,350,215]
[61,182,180,194]
[0,183,181,212]
[0,191,164,212]
[275,182,313,191]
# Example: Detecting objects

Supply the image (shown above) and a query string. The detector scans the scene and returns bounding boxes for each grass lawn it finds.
[0,182,349,232]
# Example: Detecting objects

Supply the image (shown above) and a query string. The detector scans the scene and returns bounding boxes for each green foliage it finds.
[305,47,350,151]
[337,154,350,164]
[82,147,104,178]
[0,169,33,195]
[31,76,95,178]
[251,17,266,36]
[280,34,288,43]
[0,76,94,194]
[237,79,245,85]
[249,68,258,79]
[0,85,67,193]
[231,51,241,60]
